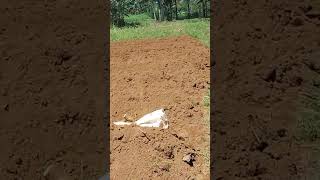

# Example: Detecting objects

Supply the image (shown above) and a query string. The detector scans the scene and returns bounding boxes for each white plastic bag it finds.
[113,109,169,129]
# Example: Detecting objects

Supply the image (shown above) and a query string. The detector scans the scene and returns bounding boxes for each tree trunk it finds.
[157,0,163,21]
[153,9,157,20]
[169,0,173,21]
[187,0,190,19]
[202,0,206,18]
[174,0,178,20]
[207,0,210,17]
[152,1,157,20]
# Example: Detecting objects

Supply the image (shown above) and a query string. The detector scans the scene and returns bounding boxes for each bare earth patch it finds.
[110,36,210,179]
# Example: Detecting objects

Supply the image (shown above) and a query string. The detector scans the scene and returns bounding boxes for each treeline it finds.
[111,0,210,27]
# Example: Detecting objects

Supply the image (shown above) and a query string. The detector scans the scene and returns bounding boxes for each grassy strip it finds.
[111,14,210,47]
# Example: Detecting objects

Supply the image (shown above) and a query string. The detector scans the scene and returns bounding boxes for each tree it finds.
[186,0,191,18]
[156,0,163,21]
[174,0,178,20]
[163,0,173,21]
[111,0,134,27]
[199,0,210,18]
[111,0,209,27]
[152,0,157,20]
[197,0,208,18]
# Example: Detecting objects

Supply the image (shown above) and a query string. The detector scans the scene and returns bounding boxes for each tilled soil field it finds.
[110,36,210,179]
[0,0,107,179]
[213,0,320,179]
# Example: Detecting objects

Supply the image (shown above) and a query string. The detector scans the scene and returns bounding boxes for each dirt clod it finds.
[183,153,196,166]
[263,68,277,82]
[159,163,171,172]
[4,104,9,111]
[43,164,72,180]
[291,17,304,26]
[256,141,269,152]
[277,128,287,137]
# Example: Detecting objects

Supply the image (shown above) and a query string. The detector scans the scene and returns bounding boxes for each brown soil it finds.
[213,0,320,179]
[0,0,106,179]
[110,36,210,179]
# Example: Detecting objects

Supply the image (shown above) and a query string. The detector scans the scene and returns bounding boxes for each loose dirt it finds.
[213,0,320,179]
[110,36,210,179]
[0,0,106,179]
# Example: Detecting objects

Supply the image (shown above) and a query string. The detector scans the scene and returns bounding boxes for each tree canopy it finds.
[111,0,210,27]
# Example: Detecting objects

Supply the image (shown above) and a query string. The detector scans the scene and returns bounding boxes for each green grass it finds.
[111,14,210,47]
[298,109,320,141]
[123,13,153,27]
[298,88,320,141]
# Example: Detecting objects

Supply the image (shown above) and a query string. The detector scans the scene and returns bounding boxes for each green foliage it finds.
[178,0,210,19]
[111,0,210,27]
[124,13,153,26]
[111,0,134,27]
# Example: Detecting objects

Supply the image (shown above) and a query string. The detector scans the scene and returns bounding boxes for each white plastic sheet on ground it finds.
[113,108,169,129]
